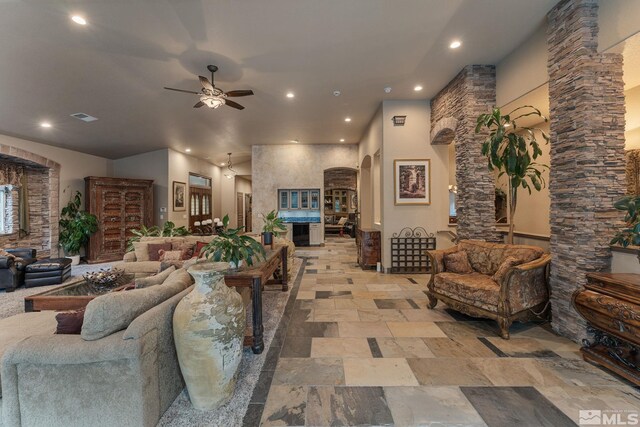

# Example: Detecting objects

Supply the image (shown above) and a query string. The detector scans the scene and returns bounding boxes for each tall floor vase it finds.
[173,262,246,410]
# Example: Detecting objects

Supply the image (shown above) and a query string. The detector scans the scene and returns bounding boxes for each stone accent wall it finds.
[324,168,357,191]
[0,145,60,258]
[547,0,626,341]
[430,65,499,242]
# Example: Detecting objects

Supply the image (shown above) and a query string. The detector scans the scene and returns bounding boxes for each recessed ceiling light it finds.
[344,117,352,122]
[185,148,191,153]
[449,40,462,49]
[286,92,295,98]
[40,122,52,128]
[292,139,299,144]
[414,85,423,92]
[384,87,392,94]
[71,15,87,25]
[220,162,226,166]
[340,138,345,142]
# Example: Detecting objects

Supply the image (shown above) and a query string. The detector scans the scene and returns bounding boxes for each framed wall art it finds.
[394,159,431,205]
[173,181,186,211]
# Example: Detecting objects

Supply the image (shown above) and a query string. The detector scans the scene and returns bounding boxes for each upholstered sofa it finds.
[115,234,296,279]
[1,268,193,427]
[426,240,551,339]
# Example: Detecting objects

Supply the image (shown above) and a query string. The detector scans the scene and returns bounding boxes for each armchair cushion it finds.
[443,250,473,274]
[458,240,543,275]
[434,272,500,312]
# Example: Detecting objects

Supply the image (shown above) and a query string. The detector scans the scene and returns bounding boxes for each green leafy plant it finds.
[476,105,549,243]
[126,221,189,252]
[59,191,99,256]
[260,210,287,235]
[201,214,266,268]
[610,196,640,250]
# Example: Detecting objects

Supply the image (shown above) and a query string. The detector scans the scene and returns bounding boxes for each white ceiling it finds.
[0,0,558,163]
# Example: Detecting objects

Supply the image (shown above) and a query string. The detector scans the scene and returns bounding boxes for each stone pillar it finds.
[430,65,499,242]
[547,0,626,341]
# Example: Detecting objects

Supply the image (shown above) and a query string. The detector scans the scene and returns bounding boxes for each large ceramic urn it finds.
[173,262,246,410]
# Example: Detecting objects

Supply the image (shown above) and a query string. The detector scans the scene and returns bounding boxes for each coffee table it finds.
[24,274,134,312]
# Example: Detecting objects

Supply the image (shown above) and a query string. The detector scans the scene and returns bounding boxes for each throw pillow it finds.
[159,250,183,262]
[172,242,195,260]
[147,242,172,262]
[443,250,473,274]
[133,242,151,262]
[55,309,85,334]
[134,265,176,289]
[194,241,209,258]
[492,256,522,284]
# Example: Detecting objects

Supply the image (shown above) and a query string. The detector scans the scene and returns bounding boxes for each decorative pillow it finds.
[443,250,473,274]
[492,256,522,284]
[159,250,183,262]
[133,242,151,262]
[194,241,209,258]
[172,242,195,260]
[55,309,85,334]
[147,242,172,262]
[134,265,176,289]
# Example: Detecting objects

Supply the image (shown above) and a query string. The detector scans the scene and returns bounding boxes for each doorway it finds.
[188,173,212,229]
[237,192,244,229]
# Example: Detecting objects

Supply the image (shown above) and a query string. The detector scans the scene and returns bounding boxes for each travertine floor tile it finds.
[310,337,372,358]
[343,358,419,386]
[272,358,345,386]
[313,308,359,322]
[260,385,307,427]
[376,337,435,358]
[387,321,447,338]
[338,321,392,337]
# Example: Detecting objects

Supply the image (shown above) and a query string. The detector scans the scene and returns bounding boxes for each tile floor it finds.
[246,238,640,427]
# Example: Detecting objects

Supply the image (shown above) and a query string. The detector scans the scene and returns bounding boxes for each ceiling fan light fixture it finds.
[200,95,226,109]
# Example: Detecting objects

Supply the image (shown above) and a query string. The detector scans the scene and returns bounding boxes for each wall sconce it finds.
[392,115,407,126]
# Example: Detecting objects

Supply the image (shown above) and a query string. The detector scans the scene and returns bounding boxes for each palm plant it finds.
[59,191,99,256]
[476,106,549,244]
[260,210,287,244]
[201,214,266,269]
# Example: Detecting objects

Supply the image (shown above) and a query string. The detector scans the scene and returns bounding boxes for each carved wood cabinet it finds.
[356,228,381,270]
[572,273,640,385]
[85,177,153,263]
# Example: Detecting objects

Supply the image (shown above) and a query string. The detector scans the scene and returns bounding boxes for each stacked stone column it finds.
[431,65,500,242]
[547,0,626,341]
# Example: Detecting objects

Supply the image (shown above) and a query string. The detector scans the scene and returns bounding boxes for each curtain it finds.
[19,172,29,236]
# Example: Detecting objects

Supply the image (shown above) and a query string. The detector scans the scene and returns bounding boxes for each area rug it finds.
[0,261,115,320]
[157,257,301,427]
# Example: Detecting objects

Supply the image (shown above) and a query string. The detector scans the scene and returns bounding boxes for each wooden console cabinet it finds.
[572,273,640,385]
[356,228,380,270]
[85,177,154,263]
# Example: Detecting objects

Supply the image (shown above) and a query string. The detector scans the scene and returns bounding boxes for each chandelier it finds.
[224,152,237,179]
[200,95,226,109]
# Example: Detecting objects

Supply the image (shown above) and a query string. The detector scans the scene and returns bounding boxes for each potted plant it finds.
[476,105,549,244]
[59,191,99,265]
[126,221,190,252]
[201,215,266,269]
[260,210,286,245]
[610,195,640,261]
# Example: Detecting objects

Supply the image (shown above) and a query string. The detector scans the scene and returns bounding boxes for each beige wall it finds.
[251,144,358,233]
[358,106,383,230]
[235,176,252,231]
[598,0,640,52]
[496,23,549,107]
[113,149,168,225]
[0,134,111,209]
[381,100,450,268]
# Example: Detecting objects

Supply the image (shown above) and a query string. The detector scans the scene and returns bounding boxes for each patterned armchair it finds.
[426,240,551,339]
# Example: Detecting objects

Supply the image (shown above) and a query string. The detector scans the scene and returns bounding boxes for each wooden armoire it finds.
[85,177,153,263]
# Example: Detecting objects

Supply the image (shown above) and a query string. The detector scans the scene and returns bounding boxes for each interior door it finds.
[237,192,244,229]
[245,193,252,232]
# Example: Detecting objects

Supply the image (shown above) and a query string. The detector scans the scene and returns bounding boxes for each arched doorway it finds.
[323,167,358,237]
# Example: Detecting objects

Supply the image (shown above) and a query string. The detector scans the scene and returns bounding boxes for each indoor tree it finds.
[476,106,549,244]
[59,190,98,264]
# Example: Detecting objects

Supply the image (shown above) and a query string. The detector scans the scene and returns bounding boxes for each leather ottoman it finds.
[24,258,72,287]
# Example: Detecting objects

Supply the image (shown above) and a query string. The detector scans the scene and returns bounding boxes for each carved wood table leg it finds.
[251,277,264,354]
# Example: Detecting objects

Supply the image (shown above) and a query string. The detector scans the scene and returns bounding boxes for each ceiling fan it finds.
[164,65,253,110]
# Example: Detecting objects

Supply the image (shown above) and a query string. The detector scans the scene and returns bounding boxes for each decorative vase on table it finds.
[173,262,246,410]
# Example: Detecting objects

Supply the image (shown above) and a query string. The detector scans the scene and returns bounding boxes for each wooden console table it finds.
[572,273,640,385]
[224,245,288,354]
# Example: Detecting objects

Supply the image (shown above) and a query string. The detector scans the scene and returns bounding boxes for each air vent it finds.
[70,113,98,122]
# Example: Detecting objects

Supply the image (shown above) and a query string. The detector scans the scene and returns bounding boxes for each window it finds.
[0,186,11,234]
[0,188,5,233]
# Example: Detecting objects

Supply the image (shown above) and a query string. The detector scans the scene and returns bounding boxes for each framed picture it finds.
[394,159,431,205]
[173,181,186,211]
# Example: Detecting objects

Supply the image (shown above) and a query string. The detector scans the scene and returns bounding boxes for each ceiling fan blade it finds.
[226,90,254,97]
[225,99,245,110]
[164,87,200,95]
[198,75,214,91]
[193,101,205,108]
